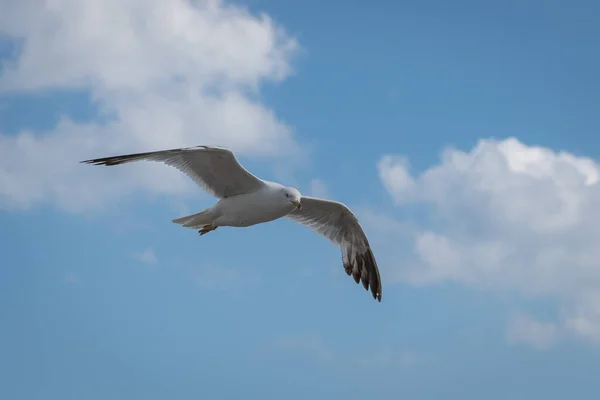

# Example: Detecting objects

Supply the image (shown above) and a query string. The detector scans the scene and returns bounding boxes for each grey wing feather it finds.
[81,145,265,198]
[285,196,382,302]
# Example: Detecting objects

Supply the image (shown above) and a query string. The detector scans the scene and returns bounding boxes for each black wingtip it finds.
[342,246,382,303]
[371,287,382,302]
[79,156,134,166]
[80,158,107,165]
[375,286,382,302]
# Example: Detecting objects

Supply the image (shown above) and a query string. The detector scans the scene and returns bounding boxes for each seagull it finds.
[81,145,382,302]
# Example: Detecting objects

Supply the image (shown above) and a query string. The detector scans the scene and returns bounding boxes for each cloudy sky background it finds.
[2,0,600,398]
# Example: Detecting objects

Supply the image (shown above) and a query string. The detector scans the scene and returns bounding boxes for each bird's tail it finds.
[172,208,215,229]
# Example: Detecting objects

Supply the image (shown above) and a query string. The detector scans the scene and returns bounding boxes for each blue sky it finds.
[2,0,600,399]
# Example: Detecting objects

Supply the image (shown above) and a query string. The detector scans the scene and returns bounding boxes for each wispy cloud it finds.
[274,333,334,362]
[187,264,260,296]
[507,312,561,350]
[274,333,427,369]
[307,178,330,198]
[62,273,80,285]
[131,248,159,265]
[353,348,428,368]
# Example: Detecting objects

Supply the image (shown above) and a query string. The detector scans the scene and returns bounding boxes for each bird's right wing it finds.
[286,196,382,302]
[81,145,266,198]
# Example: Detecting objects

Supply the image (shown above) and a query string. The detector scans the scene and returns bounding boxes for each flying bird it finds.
[81,145,382,302]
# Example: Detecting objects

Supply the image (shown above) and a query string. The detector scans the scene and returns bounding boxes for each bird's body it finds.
[217,182,299,227]
[81,145,382,302]
[179,181,298,228]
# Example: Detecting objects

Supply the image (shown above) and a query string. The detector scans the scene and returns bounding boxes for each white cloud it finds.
[274,333,334,362]
[307,178,330,198]
[353,348,428,368]
[62,273,80,285]
[561,292,600,344]
[131,247,159,265]
[377,155,416,204]
[506,313,560,350]
[274,333,426,368]
[0,0,301,213]
[378,137,600,347]
[188,264,260,295]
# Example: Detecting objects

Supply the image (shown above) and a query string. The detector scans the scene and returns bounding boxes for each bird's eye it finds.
[285,193,289,197]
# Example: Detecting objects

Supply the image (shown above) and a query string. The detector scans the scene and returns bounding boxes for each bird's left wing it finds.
[81,145,265,199]
[285,196,382,302]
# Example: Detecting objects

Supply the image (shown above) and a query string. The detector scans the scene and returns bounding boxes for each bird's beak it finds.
[292,200,302,210]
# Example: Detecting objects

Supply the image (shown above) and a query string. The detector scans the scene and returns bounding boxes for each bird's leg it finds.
[198,224,217,236]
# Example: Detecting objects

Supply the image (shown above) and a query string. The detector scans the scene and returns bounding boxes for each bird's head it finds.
[282,187,302,210]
